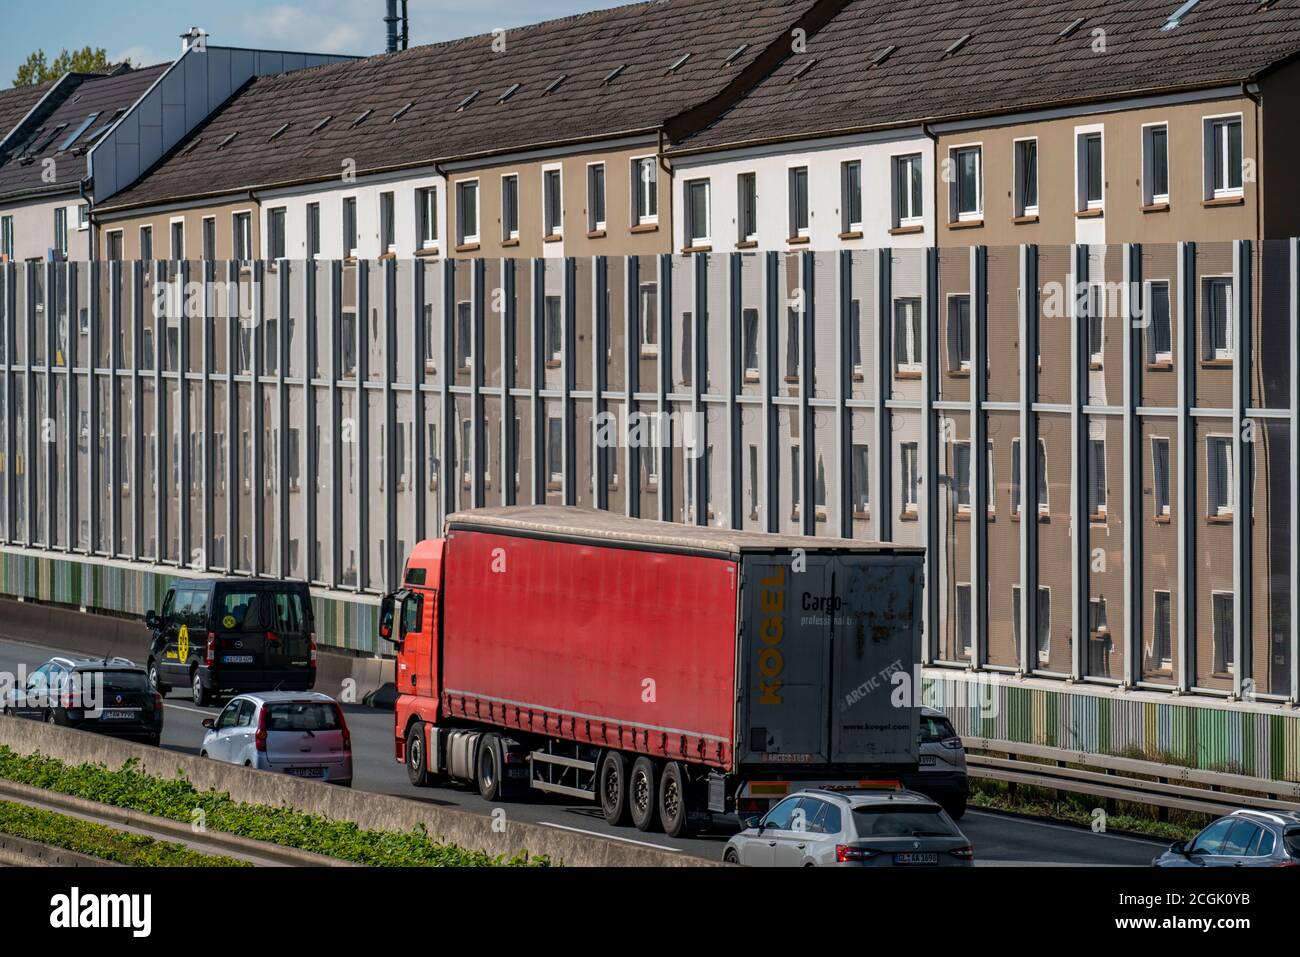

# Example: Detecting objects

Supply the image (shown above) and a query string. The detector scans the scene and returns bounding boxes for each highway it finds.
[0,632,1168,865]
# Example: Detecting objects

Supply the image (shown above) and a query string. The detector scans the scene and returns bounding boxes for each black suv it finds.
[146,578,317,705]
[1,656,163,745]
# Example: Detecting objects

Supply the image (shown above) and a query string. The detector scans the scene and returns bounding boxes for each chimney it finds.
[180,27,208,54]
[384,0,409,53]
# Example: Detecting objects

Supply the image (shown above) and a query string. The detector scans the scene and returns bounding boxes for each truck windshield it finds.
[852,807,960,838]
[265,702,342,732]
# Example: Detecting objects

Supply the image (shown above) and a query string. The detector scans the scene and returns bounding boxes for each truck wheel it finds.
[477,733,504,802]
[406,722,431,787]
[597,752,632,827]
[190,668,211,707]
[628,757,660,832]
[658,761,694,838]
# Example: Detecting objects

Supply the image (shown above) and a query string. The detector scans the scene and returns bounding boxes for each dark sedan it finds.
[2,656,164,746]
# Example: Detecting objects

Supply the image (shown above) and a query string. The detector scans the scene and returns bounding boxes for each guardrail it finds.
[964,737,1300,818]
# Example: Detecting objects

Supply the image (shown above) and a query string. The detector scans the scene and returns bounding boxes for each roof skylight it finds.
[1163,0,1202,29]
[724,43,749,66]
[391,103,414,121]
[667,53,691,74]
[602,65,626,85]
[59,113,101,151]
[870,45,896,67]
[543,74,567,95]
[1058,16,1086,39]
[496,83,520,104]
[943,34,972,57]
[455,90,480,111]
[350,109,373,128]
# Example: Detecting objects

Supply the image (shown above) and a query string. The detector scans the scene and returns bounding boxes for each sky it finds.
[0,0,616,88]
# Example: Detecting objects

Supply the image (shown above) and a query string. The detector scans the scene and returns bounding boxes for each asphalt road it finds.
[0,633,1168,865]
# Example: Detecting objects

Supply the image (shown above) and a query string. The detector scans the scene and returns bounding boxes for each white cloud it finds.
[112,43,168,69]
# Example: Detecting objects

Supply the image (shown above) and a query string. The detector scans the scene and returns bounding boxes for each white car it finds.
[201,691,352,786]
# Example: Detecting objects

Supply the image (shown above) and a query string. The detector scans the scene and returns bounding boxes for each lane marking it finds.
[537,821,681,852]
[163,703,218,717]
[965,809,1168,846]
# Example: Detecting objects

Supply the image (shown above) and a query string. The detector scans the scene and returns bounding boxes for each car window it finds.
[188,588,211,627]
[270,592,309,632]
[216,701,241,729]
[27,664,52,689]
[808,800,842,835]
[1221,821,1259,856]
[1252,829,1275,857]
[84,670,149,693]
[919,714,957,741]
[791,797,824,833]
[237,700,257,728]
[160,590,175,620]
[1284,829,1300,857]
[1190,818,1236,855]
[761,796,802,831]
[173,589,194,627]
[851,806,961,838]
[265,701,341,732]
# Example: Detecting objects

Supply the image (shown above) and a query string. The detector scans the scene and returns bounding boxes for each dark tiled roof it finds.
[0,64,169,203]
[672,0,1300,152]
[0,80,57,145]
[101,0,820,211]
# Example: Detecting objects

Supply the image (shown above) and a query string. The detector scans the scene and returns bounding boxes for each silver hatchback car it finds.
[201,691,352,786]
[724,789,973,867]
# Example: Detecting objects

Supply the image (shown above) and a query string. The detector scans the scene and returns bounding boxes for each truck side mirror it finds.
[378,595,399,647]
[144,610,159,630]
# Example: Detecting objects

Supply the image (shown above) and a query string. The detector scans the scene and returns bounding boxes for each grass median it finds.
[0,747,549,867]
[0,798,248,866]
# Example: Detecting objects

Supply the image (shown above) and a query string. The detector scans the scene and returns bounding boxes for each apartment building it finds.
[94,0,850,264]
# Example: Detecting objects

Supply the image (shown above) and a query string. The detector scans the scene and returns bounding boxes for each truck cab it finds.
[381,539,444,771]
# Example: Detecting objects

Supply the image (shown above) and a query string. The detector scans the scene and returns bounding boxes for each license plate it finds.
[223,654,255,664]
[100,709,139,720]
[894,852,939,865]
[919,755,937,766]
[285,767,324,779]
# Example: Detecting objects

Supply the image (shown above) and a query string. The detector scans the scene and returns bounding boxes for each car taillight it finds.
[309,634,318,670]
[204,633,215,667]
[940,736,963,750]
[836,845,878,863]
[255,706,267,752]
[152,691,163,712]
[950,846,975,860]
[336,706,350,752]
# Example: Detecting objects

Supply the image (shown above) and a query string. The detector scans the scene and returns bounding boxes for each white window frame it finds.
[737,171,758,243]
[1075,127,1105,211]
[542,164,563,239]
[201,215,217,261]
[1036,585,1052,665]
[1203,275,1234,361]
[499,174,519,242]
[986,440,996,516]
[631,155,658,226]
[957,582,973,655]
[893,153,924,227]
[1037,437,1050,515]
[684,177,711,247]
[139,224,154,262]
[586,162,606,233]
[265,207,287,261]
[1203,113,1244,199]
[456,178,480,246]
[1211,590,1235,675]
[901,442,920,514]
[1087,282,1106,367]
[102,227,123,262]
[1153,589,1173,668]
[947,293,971,372]
[1142,122,1170,207]
[230,210,251,262]
[168,216,186,261]
[1151,435,1172,518]
[949,144,982,222]
[638,282,659,357]
[894,297,922,373]
[953,440,972,514]
[1088,437,1107,519]
[1144,280,1174,364]
[379,190,397,253]
[416,185,439,249]
[841,159,862,233]
[1206,433,1233,517]
[788,164,810,238]
[1012,137,1039,217]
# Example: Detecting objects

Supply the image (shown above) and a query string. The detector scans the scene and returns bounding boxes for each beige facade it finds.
[96,200,263,263]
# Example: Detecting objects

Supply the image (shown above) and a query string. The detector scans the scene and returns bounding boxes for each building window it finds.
[894,153,923,226]
[140,225,154,262]
[1014,139,1038,216]
[1036,438,1049,513]
[685,178,710,246]
[1036,587,1051,665]
[850,300,863,375]
[417,187,438,248]
[642,414,660,487]
[267,208,286,260]
[956,584,972,655]
[1088,439,1107,519]
[841,160,862,232]
[742,307,759,379]
[543,168,562,238]
[639,282,658,355]
[301,204,318,259]
[379,191,396,253]
[901,442,920,515]
[790,445,801,514]
[986,441,995,515]
[587,163,605,232]
[737,171,757,243]
[456,302,472,371]
[202,217,217,261]
[1145,281,1172,363]
[748,445,760,518]
[460,420,473,486]
[1207,435,1232,517]
[457,180,479,245]
[500,175,518,242]
[547,417,563,487]
[1078,131,1103,209]
[341,199,357,258]
[1203,277,1232,360]
[1143,124,1170,205]
[785,307,800,379]
[1153,591,1172,666]
[54,207,68,259]
[1212,592,1235,674]
[851,444,869,516]
[545,295,563,365]
[788,166,809,238]
[170,219,184,260]
[1087,284,1106,367]
[954,441,971,513]
[951,146,981,221]
[894,298,922,373]
[633,157,658,225]
[1152,436,1171,518]
[104,229,122,261]
[947,295,970,371]
[1205,115,1243,198]
[1,216,13,259]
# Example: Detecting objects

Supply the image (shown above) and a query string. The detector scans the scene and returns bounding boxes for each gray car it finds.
[903,707,969,818]
[723,788,974,867]
[1153,809,1300,867]
[200,691,352,786]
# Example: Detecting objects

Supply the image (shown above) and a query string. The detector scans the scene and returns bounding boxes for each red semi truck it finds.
[383,506,924,838]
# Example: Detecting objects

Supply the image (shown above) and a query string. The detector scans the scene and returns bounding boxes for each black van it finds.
[145,578,317,705]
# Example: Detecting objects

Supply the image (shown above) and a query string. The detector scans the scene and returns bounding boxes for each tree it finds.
[13,47,120,87]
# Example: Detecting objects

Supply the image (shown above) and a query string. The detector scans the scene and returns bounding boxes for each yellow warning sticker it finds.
[222,615,236,630]
[177,624,189,663]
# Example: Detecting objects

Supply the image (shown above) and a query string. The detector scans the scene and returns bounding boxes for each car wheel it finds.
[191,669,211,707]
[476,733,503,802]
[597,751,632,827]
[146,733,161,748]
[200,750,208,758]
[723,847,740,865]
[147,660,171,696]
[658,761,693,838]
[406,722,431,787]
[628,756,660,832]
[44,710,57,725]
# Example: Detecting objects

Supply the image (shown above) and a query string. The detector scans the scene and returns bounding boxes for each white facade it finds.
[670,130,935,253]
[0,195,90,263]
[258,168,447,261]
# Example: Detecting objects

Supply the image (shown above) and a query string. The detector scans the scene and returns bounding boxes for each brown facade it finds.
[97,201,263,263]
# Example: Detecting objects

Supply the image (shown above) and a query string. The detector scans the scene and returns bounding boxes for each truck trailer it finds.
[384,506,924,838]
